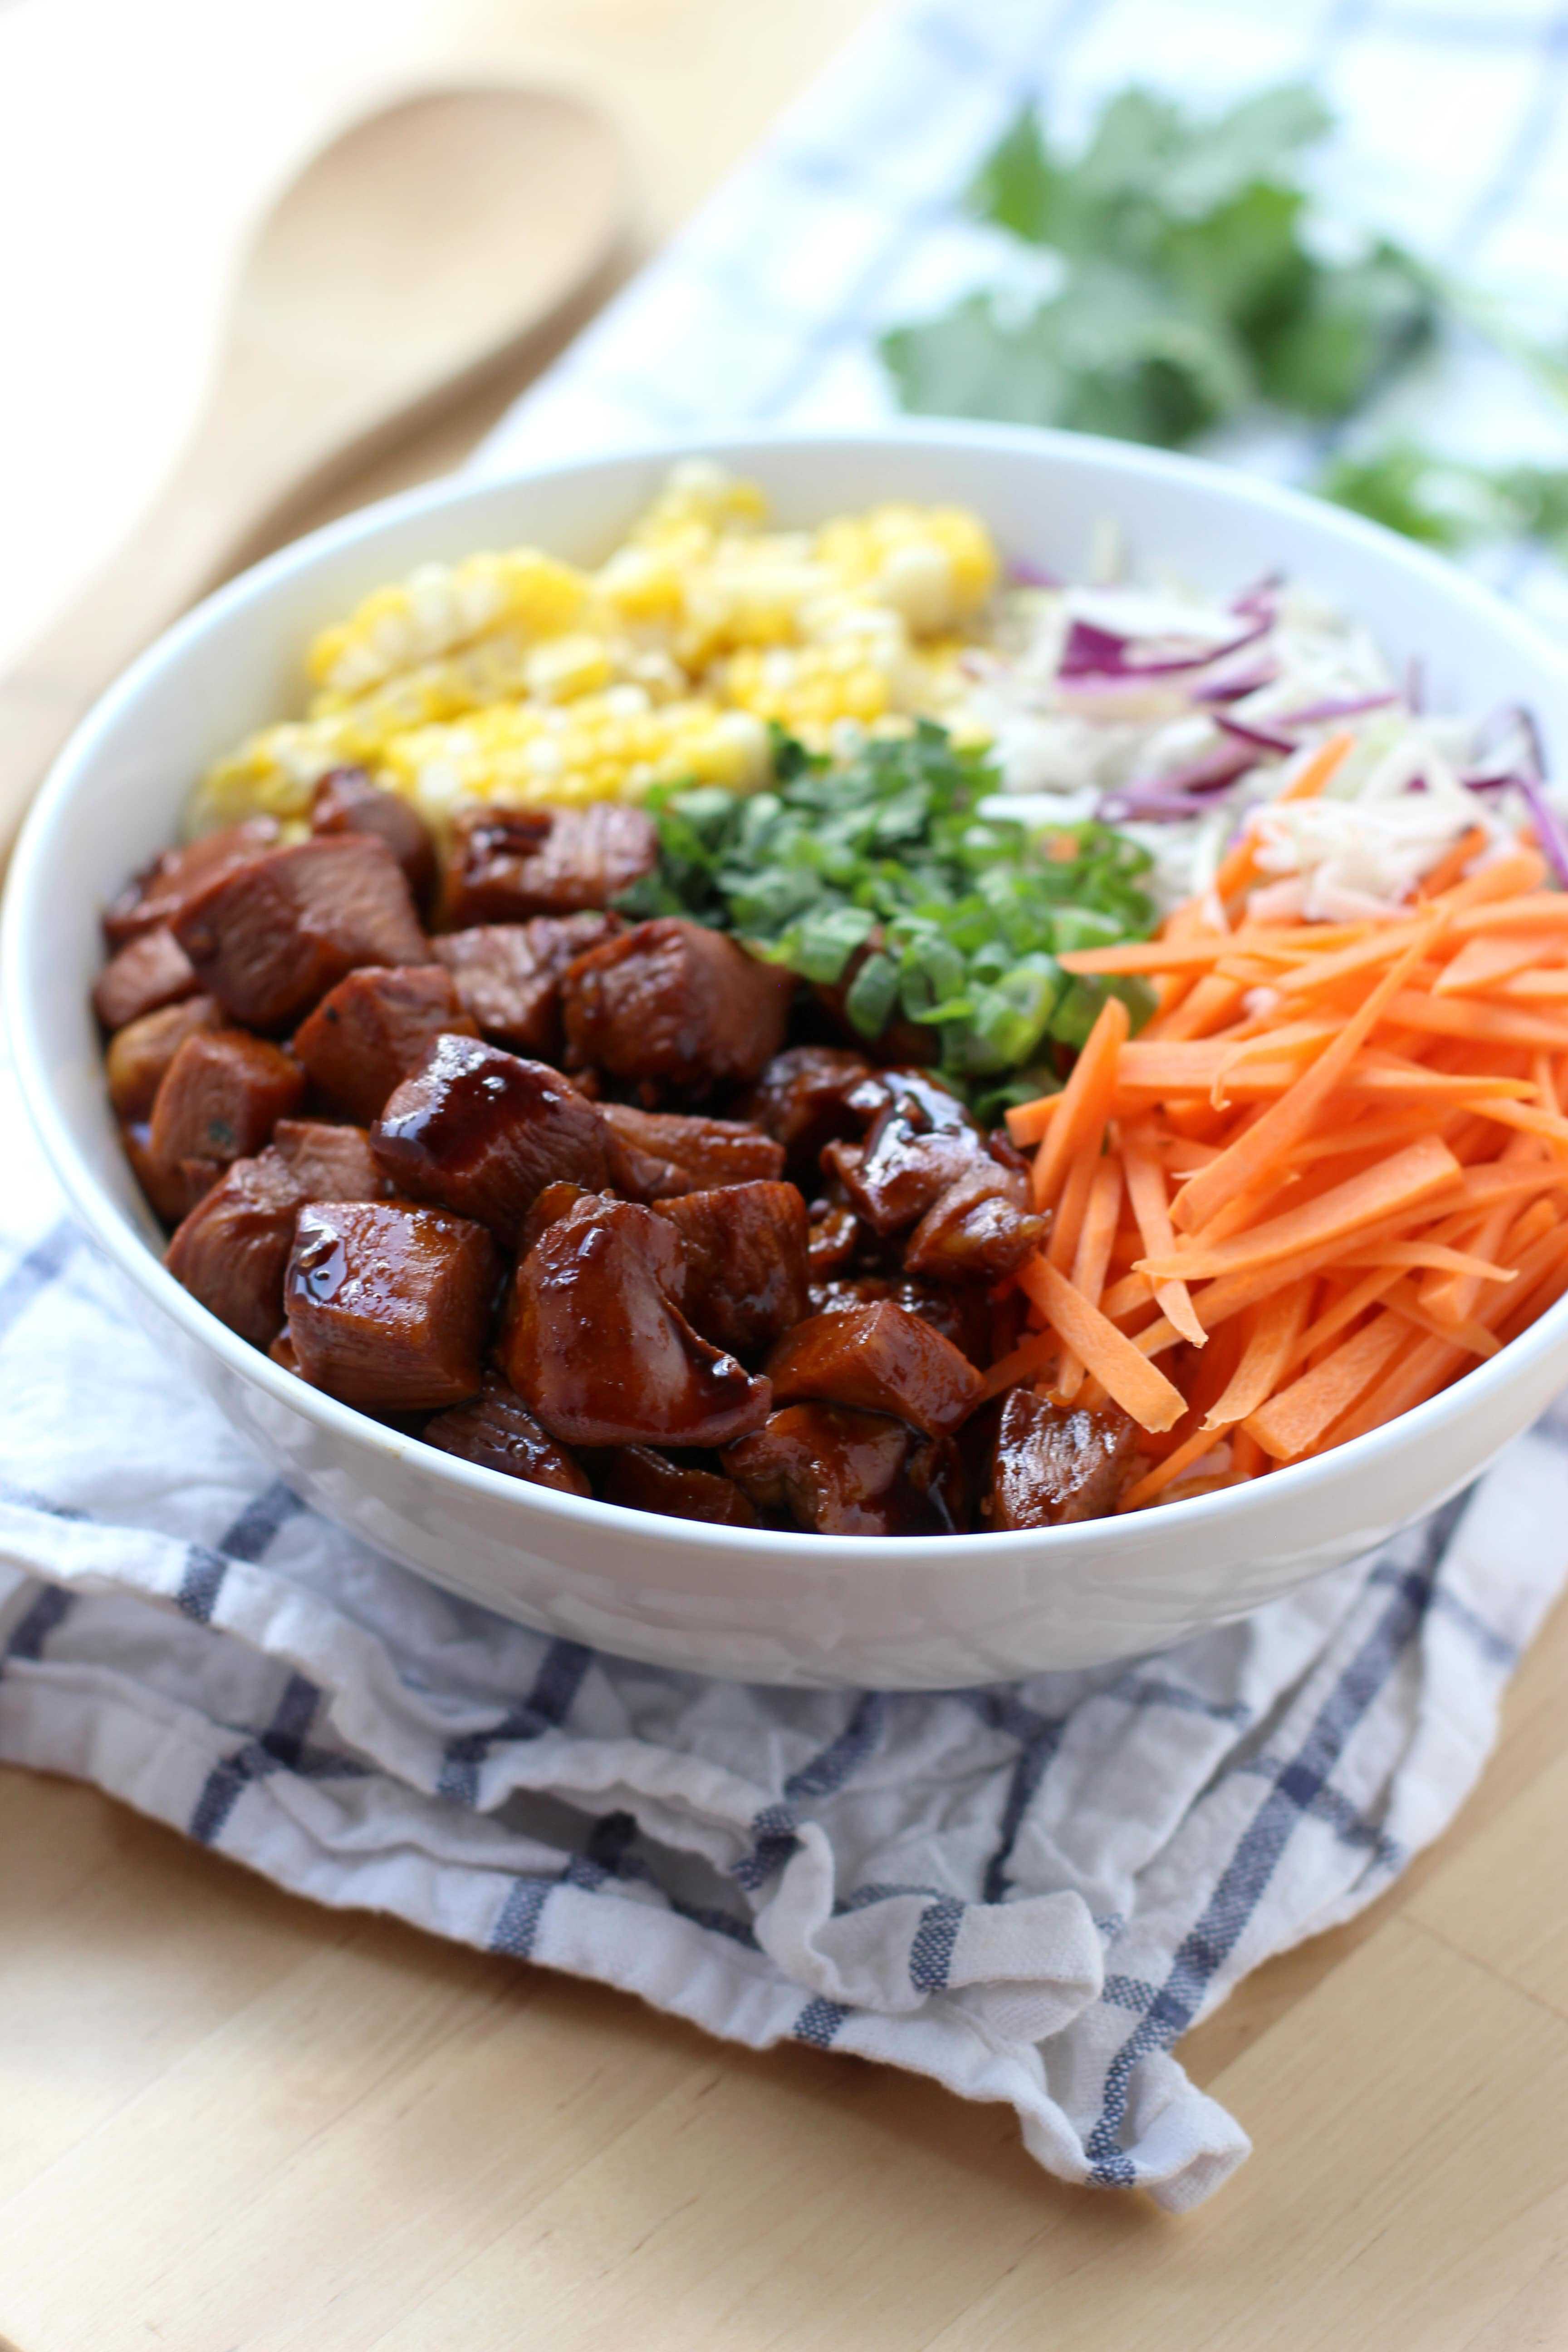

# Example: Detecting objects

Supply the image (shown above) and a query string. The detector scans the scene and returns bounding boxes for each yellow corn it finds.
[194,466,1006,837]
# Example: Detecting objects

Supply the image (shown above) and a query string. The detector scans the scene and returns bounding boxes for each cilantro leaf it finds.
[1321,440,1568,552]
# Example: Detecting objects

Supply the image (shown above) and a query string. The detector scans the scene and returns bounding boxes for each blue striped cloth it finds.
[5,0,1568,2211]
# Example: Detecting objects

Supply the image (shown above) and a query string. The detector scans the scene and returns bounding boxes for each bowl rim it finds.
[10,413,1568,1574]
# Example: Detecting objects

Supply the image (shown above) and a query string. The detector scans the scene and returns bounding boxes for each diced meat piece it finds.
[269,1119,384,1202]
[600,1102,785,1194]
[764,1300,982,1437]
[174,835,427,1030]
[269,1328,303,1375]
[105,995,221,1120]
[372,1035,612,1245]
[311,766,436,909]
[122,1122,221,1226]
[979,1390,1139,1529]
[292,964,476,1122]
[806,1202,862,1280]
[746,1045,874,1173]
[602,1446,761,1527]
[723,1405,964,1536]
[431,914,620,1054]
[148,1029,304,1168]
[652,1181,810,1357]
[102,817,280,950]
[285,1200,499,1411]
[823,1068,987,1235]
[517,1181,591,1259]
[424,1372,591,1495]
[808,1275,992,1368]
[163,1121,385,1347]
[93,926,198,1030]
[502,1193,770,1449]
[561,917,794,1094]
[164,1151,304,1348]
[903,1162,1048,1284]
[439,801,658,927]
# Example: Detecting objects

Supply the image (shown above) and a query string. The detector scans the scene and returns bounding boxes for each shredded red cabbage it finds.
[1270,690,1398,726]
[1009,558,1062,588]
[1514,774,1568,887]
[1058,612,1271,681]
[1212,713,1296,756]
[1191,659,1279,705]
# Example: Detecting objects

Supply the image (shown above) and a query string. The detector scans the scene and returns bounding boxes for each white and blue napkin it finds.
[4,0,1568,2211]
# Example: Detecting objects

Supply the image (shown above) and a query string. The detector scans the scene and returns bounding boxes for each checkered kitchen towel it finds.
[5,0,1568,2213]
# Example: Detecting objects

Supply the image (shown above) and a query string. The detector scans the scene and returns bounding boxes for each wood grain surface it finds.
[4,4,1567,2345]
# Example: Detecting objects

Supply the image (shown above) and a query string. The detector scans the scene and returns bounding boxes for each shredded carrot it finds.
[1201,1286,1312,1430]
[1023,1259,1186,1431]
[1416,825,1490,900]
[1121,1124,1206,1346]
[992,825,1568,1504]
[1029,995,1129,1212]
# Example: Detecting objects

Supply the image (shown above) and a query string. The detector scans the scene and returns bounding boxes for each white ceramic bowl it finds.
[9,422,1568,1689]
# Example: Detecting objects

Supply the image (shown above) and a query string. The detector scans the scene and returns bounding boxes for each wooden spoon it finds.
[0,84,628,847]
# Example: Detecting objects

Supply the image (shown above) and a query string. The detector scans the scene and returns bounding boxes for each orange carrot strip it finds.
[1122,1124,1207,1347]
[1243,1313,1407,1460]
[1270,926,1429,1000]
[1004,1091,1063,1148]
[1028,1260,1186,1431]
[1170,920,1440,1233]
[1028,995,1130,1212]
[1142,972,1252,1044]
[1286,1266,1404,1370]
[1200,1284,1312,1430]
[1341,1239,1516,1282]
[977,1330,1059,1401]
[1461,1097,1568,1153]
[1434,846,1549,916]
[1230,1428,1267,1479]
[1499,971,1568,1000]
[1431,931,1544,996]
[1383,991,1568,1052]
[1416,824,1489,900]
[1117,1424,1232,1511]
[1047,1142,1103,1274]
[1142,1135,1461,1282]
[1382,1277,1500,1358]
[1447,889,1568,936]
[1058,1156,1125,1401]
[1323,1333,1468,1450]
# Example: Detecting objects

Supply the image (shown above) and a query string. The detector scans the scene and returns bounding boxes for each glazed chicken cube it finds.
[502,1192,770,1449]
[979,1391,1139,1529]
[174,834,427,1029]
[902,1161,1048,1284]
[764,1299,982,1437]
[93,926,199,1031]
[602,1446,761,1527]
[284,1200,500,1411]
[310,766,436,909]
[747,1045,874,1173]
[147,1029,304,1168]
[722,1403,965,1536]
[424,1372,592,1495]
[372,1034,612,1244]
[652,1181,809,1358]
[122,1123,223,1227]
[163,1122,383,1347]
[292,964,476,1122]
[822,1068,988,1235]
[102,817,279,950]
[598,1103,785,1195]
[105,995,221,1121]
[560,917,794,1094]
[431,913,619,1056]
[809,1274,993,1367]
[439,801,657,927]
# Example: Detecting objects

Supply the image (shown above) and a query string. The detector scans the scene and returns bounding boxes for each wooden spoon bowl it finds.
[1,83,629,848]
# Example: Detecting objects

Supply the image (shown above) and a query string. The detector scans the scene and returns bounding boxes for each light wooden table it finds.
[5,5,1568,2345]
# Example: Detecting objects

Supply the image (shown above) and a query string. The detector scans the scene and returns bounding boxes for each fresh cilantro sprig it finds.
[1321,442,1568,553]
[882,84,1440,449]
[619,722,1156,1107]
